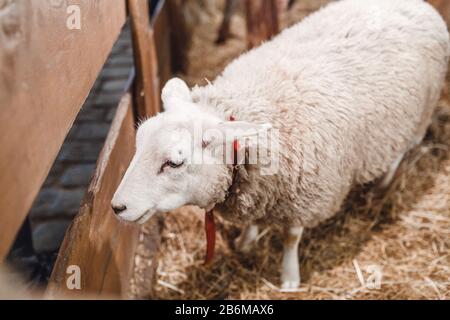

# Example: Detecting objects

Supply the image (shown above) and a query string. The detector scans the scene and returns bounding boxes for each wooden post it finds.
[216,0,239,44]
[245,0,280,49]
[128,0,161,119]
[166,0,190,73]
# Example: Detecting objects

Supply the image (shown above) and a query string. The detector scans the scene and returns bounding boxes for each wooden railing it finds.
[0,0,171,298]
[0,0,128,261]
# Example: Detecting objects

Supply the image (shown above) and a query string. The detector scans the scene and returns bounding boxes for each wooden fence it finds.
[0,0,171,298]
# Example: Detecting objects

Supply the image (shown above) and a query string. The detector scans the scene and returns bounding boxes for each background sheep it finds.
[113,0,450,290]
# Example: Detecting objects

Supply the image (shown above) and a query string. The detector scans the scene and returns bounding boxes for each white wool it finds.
[112,0,449,288]
[189,0,450,227]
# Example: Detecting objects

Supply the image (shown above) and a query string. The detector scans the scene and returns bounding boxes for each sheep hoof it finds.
[280,280,300,292]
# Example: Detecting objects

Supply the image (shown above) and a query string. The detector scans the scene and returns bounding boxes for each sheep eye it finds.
[167,160,183,168]
[160,160,184,173]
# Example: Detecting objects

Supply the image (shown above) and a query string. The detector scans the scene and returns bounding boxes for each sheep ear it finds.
[161,77,192,112]
[203,121,272,148]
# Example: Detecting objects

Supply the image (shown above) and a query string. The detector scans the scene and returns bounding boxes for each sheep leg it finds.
[234,224,259,253]
[379,152,405,189]
[281,225,303,291]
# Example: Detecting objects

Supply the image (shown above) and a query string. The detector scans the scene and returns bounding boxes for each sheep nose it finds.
[112,204,127,215]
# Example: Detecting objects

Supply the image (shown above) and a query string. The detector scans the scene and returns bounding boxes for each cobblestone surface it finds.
[29,25,133,254]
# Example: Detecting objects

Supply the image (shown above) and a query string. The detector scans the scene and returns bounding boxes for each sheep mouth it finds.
[134,210,154,224]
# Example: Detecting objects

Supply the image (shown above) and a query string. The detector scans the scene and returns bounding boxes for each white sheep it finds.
[112,0,449,290]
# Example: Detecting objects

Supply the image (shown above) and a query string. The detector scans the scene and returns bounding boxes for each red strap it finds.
[229,116,239,165]
[203,115,237,265]
[204,210,216,265]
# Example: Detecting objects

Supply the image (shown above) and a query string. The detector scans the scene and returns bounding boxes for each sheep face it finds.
[111,78,270,224]
[111,111,231,223]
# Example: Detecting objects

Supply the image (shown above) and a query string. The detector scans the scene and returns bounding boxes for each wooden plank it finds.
[128,0,161,118]
[0,0,127,260]
[153,0,173,89]
[47,94,140,298]
[245,0,280,49]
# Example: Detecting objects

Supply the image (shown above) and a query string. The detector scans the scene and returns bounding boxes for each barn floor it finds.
[131,1,450,299]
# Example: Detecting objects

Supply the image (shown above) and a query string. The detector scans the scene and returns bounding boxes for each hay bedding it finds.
[131,1,450,300]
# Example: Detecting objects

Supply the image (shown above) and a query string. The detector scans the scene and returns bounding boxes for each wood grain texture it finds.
[0,0,126,260]
[47,94,139,298]
[128,0,161,119]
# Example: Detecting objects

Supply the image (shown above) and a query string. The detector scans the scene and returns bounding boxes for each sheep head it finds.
[111,78,271,224]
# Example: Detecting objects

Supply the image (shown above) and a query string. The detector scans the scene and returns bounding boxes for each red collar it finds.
[229,115,239,165]
[204,115,239,265]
